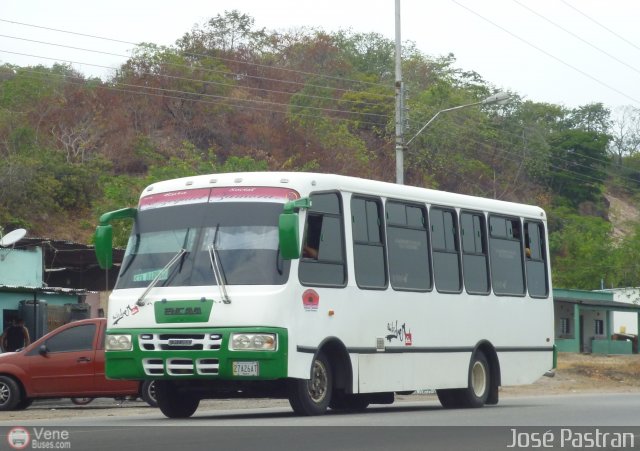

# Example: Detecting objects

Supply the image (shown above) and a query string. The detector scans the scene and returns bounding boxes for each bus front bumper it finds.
[105,327,288,381]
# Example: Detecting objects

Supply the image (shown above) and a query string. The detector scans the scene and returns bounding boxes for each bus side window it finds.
[299,192,347,287]
[524,221,549,298]
[430,207,462,293]
[489,215,525,296]
[386,201,432,291]
[352,196,387,289]
[302,215,322,259]
[461,211,490,295]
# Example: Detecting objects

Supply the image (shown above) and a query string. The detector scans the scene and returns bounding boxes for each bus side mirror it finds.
[279,213,300,260]
[94,207,137,270]
[95,225,113,269]
[279,198,311,260]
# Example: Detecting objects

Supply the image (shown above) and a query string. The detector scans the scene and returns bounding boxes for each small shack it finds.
[0,237,98,343]
[554,288,640,354]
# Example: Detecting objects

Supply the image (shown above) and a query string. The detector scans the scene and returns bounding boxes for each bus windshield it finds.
[115,202,290,289]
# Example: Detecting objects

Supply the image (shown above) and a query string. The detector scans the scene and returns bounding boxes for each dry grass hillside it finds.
[606,192,640,239]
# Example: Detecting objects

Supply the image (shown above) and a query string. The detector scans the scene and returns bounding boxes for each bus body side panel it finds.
[498,352,553,385]
[291,269,554,394]
[357,353,470,393]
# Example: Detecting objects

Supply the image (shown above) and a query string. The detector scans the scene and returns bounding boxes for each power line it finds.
[13,66,391,128]
[560,0,640,54]
[0,34,394,100]
[433,124,609,187]
[0,48,391,110]
[405,110,618,180]
[511,0,640,77]
[450,0,640,105]
[405,114,631,189]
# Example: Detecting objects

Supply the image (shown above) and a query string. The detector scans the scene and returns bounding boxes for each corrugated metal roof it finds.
[553,288,613,303]
[555,297,640,312]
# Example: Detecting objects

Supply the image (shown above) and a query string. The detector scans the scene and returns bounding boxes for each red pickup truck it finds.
[0,318,154,410]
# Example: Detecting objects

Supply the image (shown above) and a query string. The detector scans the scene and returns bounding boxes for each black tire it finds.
[140,380,157,407]
[436,388,463,409]
[0,376,22,411]
[288,352,332,416]
[329,392,370,411]
[459,351,490,408]
[437,351,491,409]
[15,397,33,410]
[155,381,199,418]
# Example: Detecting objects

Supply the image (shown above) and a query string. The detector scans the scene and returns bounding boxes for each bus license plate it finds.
[233,361,259,376]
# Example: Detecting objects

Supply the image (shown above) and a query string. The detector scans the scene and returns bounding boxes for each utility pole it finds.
[395,0,405,184]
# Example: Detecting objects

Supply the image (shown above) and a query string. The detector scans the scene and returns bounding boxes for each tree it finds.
[546,129,609,205]
[569,102,611,135]
[609,105,640,164]
[176,10,267,57]
[549,208,615,289]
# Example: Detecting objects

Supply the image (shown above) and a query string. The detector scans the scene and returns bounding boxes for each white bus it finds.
[95,172,554,418]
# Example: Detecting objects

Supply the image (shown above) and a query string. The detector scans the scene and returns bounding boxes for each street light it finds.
[406,91,511,147]
[396,91,511,184]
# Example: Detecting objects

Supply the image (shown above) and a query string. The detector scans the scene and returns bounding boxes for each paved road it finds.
[2,393,639,450]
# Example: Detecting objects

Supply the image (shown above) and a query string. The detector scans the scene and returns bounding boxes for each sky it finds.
[2,0,640,112]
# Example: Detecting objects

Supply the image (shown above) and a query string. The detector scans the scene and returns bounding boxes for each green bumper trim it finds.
[105,327,288,381]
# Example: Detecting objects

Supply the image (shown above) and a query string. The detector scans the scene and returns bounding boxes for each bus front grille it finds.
[142,358,220,376]
[139,333,222,351]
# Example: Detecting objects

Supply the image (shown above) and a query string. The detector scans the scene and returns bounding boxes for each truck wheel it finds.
[141,380,157,407]
[155,381,199,418]
[288,352,332,416]
[0,376,21,411]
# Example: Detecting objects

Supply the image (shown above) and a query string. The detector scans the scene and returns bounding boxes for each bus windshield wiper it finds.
[136,248,187,306]
[208,224,231,304]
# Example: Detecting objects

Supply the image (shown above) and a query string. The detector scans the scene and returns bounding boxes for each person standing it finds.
[1,317,31,352]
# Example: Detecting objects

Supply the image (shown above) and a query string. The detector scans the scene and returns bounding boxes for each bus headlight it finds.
[106,334,133,351]
[230,333,276,351]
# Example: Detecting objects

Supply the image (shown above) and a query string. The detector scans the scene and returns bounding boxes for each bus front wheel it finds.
[288,352,332,416]
[155,381,200,418]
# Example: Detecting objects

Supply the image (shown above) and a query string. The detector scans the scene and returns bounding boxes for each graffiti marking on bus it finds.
[386,320,412,345]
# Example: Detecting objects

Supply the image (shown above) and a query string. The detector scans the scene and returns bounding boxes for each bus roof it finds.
[141,172,546,220]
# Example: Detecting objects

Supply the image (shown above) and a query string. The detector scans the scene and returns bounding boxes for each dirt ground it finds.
[500,352,640,396]
[3,352,639,421]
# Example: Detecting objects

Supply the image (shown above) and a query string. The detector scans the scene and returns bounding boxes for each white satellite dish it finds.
[0,228,27,247]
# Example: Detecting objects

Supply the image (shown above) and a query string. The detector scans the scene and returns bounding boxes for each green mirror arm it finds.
[99,207,137,226]
[282,198,311,214]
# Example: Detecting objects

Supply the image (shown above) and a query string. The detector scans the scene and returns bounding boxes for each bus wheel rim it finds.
[471,361,487,397]
[308,359,329,403]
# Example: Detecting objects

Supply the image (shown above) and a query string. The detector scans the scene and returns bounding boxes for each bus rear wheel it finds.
[463,351,490,407]
[437,351,490,409]
[288,352,332,416]
[155,381,200,418]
